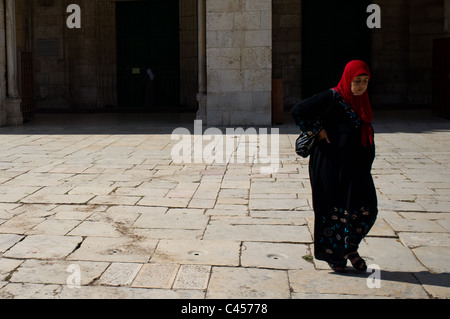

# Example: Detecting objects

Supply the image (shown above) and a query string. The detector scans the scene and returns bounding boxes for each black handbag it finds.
[294,89,338,158]
[295,129,321,158]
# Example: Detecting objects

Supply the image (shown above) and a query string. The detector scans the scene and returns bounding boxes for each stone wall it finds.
[5,0,450,125]
[206,0,272,125]
[0,0,6,126]
[371,0,450,107]
[17,0,199,110]
[28,0,70,109]
[180,0,199,108]
[370,0,410,106]
[407,0,450,105]
[28,0,136,109]
[446,0,450,32]
[271,0,450,109]
[272,0,301,108]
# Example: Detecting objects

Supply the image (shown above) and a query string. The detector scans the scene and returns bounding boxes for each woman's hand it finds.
[318,129,331,144]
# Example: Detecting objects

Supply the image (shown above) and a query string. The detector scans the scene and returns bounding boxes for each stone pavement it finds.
[0,110,449,299]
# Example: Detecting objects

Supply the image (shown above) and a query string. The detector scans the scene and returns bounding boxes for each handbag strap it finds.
[330,89,362,128]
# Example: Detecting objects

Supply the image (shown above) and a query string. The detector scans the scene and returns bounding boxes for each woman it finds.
[291,60,378,273]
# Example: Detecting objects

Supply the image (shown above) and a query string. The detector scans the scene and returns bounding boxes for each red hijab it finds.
[334,60,374,147]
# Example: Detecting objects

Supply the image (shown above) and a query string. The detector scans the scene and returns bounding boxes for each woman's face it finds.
[351,75,370,96]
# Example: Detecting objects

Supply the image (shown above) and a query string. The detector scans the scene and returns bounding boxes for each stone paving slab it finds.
[359,237,427,272]
[241,242,314,270]
[289,269,430,299]
[67,236,158,263]
[9,259,109,286]
[133,211,209,230]
[0,110,449,299]
[97,262,143,287]
[206,267,291,299]
[0,234,23,252]
[132,263,180,289]
[151,240,240,266]
[204,223,312,243]
[4,235,83,260]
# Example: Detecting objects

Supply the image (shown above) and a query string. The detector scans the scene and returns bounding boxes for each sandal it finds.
[347,252,367,272]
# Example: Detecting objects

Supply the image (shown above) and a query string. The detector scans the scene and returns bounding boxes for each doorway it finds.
[302,0,372,98]
[433,38,450,118]
[116,0,180,110]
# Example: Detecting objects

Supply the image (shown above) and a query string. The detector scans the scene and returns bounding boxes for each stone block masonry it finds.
[0,0,6,126]
[206,0,272,126]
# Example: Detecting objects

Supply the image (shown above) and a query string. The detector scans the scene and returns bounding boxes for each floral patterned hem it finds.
[315,206,377,262]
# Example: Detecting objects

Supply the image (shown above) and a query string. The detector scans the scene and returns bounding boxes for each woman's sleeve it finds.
[290,90,334,135]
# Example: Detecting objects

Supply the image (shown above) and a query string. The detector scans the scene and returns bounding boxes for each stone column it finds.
[5,0,18,97]
[206,0,272,126]
[196,0,207,123]
[0,0,6,126]
[4,0,23,125]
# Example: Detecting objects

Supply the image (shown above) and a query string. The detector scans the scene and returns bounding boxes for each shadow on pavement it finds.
[0,109,449,135]
[333,269,450,290]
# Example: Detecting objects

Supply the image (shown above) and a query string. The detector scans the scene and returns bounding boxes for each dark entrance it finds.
[433,37,450,118]
[302,0,372,98]
[116,0,180,110]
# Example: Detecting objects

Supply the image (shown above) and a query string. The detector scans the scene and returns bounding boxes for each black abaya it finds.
[291,89,378,264]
